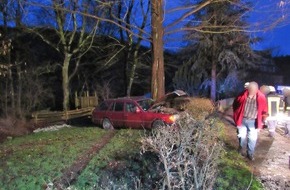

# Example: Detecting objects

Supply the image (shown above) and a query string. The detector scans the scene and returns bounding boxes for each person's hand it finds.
[257,128,261,133]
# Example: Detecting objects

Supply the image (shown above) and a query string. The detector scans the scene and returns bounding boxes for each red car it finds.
[92,96,180,129]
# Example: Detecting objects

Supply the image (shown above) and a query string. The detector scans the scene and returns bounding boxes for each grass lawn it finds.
[0,127,109,190]
[215,119,263,190]
[0,122,263,190]
[215,150,263,190]
[72,129,144,189]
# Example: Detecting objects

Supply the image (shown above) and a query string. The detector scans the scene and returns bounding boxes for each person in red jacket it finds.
[233,82,268,161]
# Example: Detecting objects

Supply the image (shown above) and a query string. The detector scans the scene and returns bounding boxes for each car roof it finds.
[103,96,152,102]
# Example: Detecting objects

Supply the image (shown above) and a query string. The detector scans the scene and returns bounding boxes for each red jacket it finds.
[233,90,268,129]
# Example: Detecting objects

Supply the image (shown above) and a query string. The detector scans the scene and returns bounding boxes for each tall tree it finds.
[151,0,165,100]
[150,0,230,100]
[114,0,150,96]
[29,0,102,111]
[0,0,14,116]
[174,0,259,101]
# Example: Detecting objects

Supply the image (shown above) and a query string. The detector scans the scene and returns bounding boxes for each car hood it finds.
[154,90,188,104]
[149,90,189,114]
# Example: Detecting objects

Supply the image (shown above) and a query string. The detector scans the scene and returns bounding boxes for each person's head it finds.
[248,81,259,95]
[260,85,270,95]
[244,82,250,89]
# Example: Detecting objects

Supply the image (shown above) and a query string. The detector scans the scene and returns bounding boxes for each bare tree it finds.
[24,0,105,111]
[0,0,14,116]
[114,0,150,96]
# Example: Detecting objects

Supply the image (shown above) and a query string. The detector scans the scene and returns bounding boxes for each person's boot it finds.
[238,146,245,156]
[247,154,255,161]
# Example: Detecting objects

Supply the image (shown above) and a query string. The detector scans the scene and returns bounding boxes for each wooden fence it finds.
[32,107,94,124]
[75,91,98,108]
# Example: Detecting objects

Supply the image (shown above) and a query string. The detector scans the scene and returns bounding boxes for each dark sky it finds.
[248,0,290,55]
[164,0,290,56]
[2,0,289,55]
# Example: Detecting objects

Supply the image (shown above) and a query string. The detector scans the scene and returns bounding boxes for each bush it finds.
[184,98,215,120]
[0,116,32,143]
[141,113,223,190]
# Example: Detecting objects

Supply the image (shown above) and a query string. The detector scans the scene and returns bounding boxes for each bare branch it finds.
[165,0,218,30]
[22,0,152,42]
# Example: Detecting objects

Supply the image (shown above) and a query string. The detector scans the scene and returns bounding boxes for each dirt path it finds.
[221,111,290,190]
[53,130,116,189]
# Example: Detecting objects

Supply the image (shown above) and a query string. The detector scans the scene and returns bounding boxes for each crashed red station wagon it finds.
[92,93,185,129]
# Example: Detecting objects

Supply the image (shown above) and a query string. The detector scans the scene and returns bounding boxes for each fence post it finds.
[94,91,98,107]
[75,91,79,109]
[65,110,68,121]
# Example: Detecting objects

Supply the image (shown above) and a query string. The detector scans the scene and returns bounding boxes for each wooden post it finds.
[75,91,79,109]
[94,91,98,107]
[35,113,38,124]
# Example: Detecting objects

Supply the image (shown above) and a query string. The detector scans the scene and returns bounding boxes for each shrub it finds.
[141,113,223,190]
[0,115,32,142]
[184,98,215,120]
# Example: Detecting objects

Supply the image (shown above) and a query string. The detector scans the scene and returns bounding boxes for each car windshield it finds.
[137,99,153,111]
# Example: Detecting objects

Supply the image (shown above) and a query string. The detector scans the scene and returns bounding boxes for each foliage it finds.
[174,0,260,100]
[185,97,215,120]
[141,113,223,190]
[216,70,245,99]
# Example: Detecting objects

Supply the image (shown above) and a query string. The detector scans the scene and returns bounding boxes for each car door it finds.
[124,102,144,128]
[92,100,112,125]
[110,101,125,127]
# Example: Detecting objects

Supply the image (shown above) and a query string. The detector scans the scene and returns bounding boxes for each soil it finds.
[221,110,290,190]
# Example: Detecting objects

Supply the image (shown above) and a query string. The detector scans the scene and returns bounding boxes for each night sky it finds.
[2,0,289,55]
[164,0,290,56]
[248,0,290,55]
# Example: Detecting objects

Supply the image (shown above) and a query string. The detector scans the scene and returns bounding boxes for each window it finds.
[114,102,124,112]
[137,99,153,111]
[126,103,137,112]
[98,101,111,111]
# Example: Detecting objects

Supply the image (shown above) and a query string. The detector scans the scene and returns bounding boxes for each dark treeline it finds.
[0,0,289,117]
[0,26,180,115]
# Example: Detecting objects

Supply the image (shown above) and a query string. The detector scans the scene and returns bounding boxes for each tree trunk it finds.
[5,78,8,116]
[127,48,138,96]
[210,61,217,102]
[16,59,22,118]
[8,55,15,113]
[211,13,217,102]
[151,0,165,100]
[62,53,72,112]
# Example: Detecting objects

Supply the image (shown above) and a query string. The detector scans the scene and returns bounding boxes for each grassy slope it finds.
[72,129,144,189]
[215,151,263,190]
[215,119,263,190]
[0,123,264,189]
[0,127,108,190]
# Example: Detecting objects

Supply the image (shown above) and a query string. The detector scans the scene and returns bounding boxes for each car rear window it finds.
[114,102,124,112]
[98,101,111,111]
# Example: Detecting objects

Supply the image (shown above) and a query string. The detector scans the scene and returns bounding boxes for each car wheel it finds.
[152,120,165,129]
[102,118,114,130]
